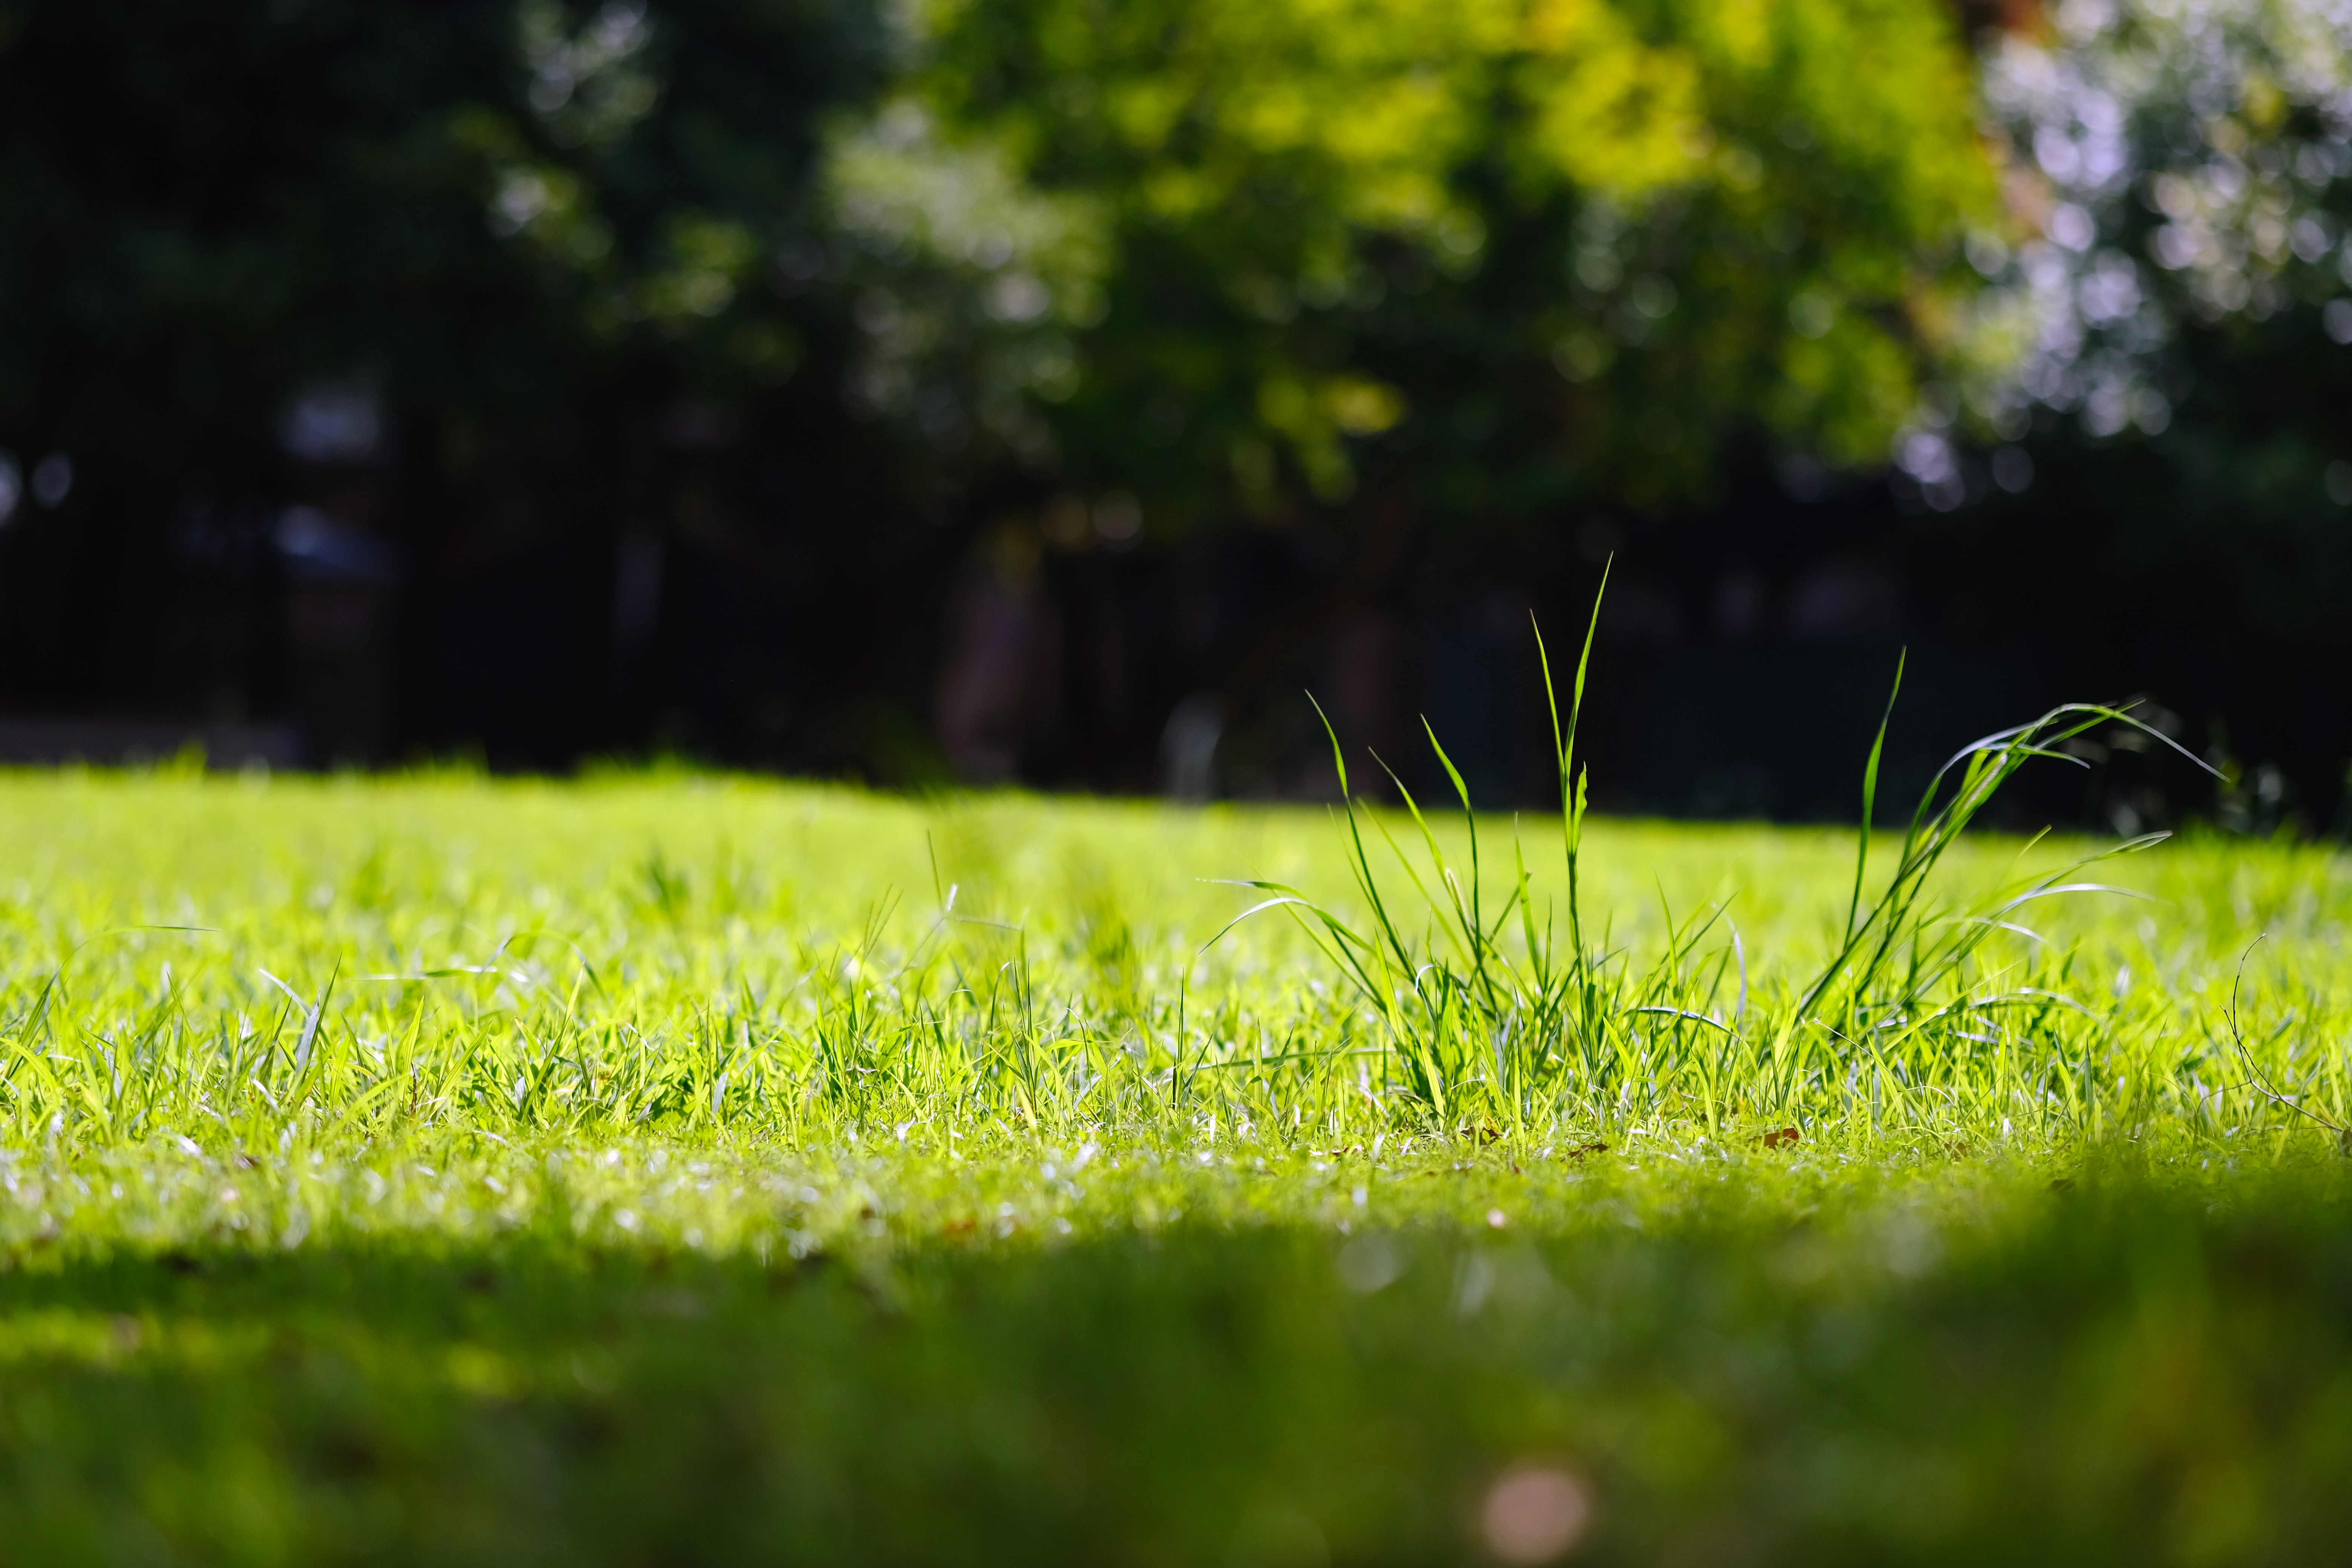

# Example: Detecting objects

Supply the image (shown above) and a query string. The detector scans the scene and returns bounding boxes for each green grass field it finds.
[2,764,2350,1564]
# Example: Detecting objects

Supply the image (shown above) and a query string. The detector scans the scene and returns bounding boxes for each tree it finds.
[833,0,1995,525]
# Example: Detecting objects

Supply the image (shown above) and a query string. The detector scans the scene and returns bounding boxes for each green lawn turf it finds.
[0,767,2348,1564]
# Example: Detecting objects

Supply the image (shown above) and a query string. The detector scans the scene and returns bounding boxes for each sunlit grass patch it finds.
[0,764,2349,1559]
[0,755,2341,1168]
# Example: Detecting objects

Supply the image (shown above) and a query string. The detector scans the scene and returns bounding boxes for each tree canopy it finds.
[831,0,1995,531]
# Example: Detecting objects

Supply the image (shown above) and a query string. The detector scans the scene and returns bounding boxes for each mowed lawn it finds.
[0,768,2348,1565]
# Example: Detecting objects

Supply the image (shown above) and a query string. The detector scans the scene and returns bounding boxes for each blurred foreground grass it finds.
[1,769,2349,1563]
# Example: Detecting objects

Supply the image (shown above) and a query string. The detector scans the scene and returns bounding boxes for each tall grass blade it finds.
[1846,650,1905,947]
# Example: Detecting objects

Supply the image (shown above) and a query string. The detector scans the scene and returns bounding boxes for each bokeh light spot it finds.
[1480,1463,1592,1563]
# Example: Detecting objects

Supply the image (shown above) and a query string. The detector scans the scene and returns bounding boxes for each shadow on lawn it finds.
[1,1178,2349,1565]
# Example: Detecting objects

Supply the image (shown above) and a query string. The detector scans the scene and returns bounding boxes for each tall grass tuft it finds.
[1217,573,2214,1143]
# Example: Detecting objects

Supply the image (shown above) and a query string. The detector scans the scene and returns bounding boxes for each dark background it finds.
[0,0,2325,831]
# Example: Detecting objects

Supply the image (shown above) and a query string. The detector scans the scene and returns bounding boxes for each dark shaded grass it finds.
[3,1168,2349,1566]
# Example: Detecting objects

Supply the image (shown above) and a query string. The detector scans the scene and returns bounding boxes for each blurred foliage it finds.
[836,0,1995,529]
[0,0,2338,554]
[8,0,2352,803]
[0,0,885,559]
[1876,0,2352,504]
[1974,0,2352,441]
